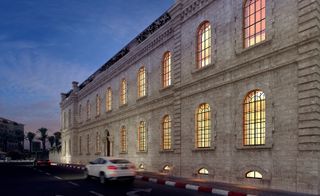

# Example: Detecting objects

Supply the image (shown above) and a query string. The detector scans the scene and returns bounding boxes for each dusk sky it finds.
[0,0,174,135]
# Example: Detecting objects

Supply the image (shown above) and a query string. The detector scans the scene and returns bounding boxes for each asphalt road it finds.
[0,164,213,196]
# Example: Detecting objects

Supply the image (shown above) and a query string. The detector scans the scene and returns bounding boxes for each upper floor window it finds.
[79,104,82,121]
[86,134,90,154]
[138,67,146,98]
[162,115,172,150]
[196,103,211,148]
[120,79,127,105]
[138,121,147,152]
[96,94,101,116]
[162,52,172,88]
[95,132,101,153]
[106,88,112,112]
[244,0,266,48]
[243,90,266,145]
[197,21,211,69]
[68,109,71,127]
[63,111,67,129]
[246,171,262,179]
[120,126,127,153]
[86,100,90,120]
[198,168,209,175]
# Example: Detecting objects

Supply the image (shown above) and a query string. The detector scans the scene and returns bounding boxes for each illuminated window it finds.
[163,165,171,172]
[96,132,101,153]
[138,164,145,170]
[138,121,147,152]
[246,171,262,179]
[120,126,127,153]
[138,67,146,98]
[79,136,82,155]
[120,79,127,105]
[244,0,266,48]
[79,104,82,121]
[86,100,90,120]
[162,52,172,88]
[162,115,172,150]
[198,168,209,175]
[243,90,266,145]
[96,94,101,116]
[106,88,112,111]
[86,134,90,154]
[197,21,211,69]
[196,103,211,148]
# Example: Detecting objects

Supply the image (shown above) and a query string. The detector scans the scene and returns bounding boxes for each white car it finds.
[84,157,136,184]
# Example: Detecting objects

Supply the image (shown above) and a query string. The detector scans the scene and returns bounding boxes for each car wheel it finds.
[99,173,105,184]
[83,169,89,180]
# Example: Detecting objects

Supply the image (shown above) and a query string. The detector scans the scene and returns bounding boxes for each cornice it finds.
[180,0,214,22]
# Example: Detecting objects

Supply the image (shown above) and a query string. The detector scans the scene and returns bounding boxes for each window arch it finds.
[243,90,266,145]
[162,52,172,88]
[138,67,146,98]
[162,115,172,150]
[196,103,211,148]
[120,126,127,153]
[106,87,112,111]
[138,121,147,152]
[246,171,262,179]
[244,0,266,48]
[198,168,209,175]
[197,21,211,69]
[96,94,101,116]
[120,79,127,105]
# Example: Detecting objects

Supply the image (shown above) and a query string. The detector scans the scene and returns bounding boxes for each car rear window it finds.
[109,159,130,164]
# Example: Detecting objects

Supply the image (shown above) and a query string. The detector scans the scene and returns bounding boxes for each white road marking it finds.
[89,191,104,196]
[149,178,157,183]
[212,189,228,195]
[45,172,51,175]
[54,176,62,180]
[68,181,79,187]
[165,181,176,186]
[185,184,199,191]
[126,189,152,196]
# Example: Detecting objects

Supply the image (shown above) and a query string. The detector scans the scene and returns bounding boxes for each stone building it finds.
[60,0,320,194]
[0,117,24,153]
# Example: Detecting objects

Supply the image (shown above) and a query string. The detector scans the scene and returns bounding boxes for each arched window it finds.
[244,0,266,48]
[243,90,266,145]
[79,104,82,121]
[138,164,145,170]
[138,67,146,98]
[162,115,172,150]
[86,134,90,154]
[138,121,147,152]
[162,52,172,88]
[120,79,127,105]
[246,171,262,179]
[86,100,90,120]
[198,168,209,175]
[196,103,211,148]
[120,126,127,153]
[197,21,211,69]
[163,165,171,172]
[106,88,112,111]
[95,132,101,153]
[79,136,82,155]
[96,94,101,116]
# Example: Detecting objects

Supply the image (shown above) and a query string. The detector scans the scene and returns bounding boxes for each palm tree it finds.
[37,127,48,152]
[26,132,35,153]
[48,136,55,148]
[53,131,61,147]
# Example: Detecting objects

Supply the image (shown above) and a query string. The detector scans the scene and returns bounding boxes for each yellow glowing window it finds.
[120,79,127,105]
[138,121,147,152]
[86,100,90,119]
[246,171,262,179]
[106,88,112,111]
[120,126,127,153]
[96,94,101,116]
[162,115,172,150]
[196,103,211,148]
[163,165,171,172]
[197,21,211,69]
[138,164,145,170]
[162,52,172,88]
[198,168,209,175]
[96,132,101,153]
[243,90,266,145]
[244,0,266,48]
[138,67,146,98]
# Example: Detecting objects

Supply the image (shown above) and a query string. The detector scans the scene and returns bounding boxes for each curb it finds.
[53,163,255,196]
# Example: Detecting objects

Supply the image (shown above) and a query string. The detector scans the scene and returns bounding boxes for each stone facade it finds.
[60,0,320,194]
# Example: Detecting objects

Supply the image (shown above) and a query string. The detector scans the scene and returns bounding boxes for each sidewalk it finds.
[55,163,316,196]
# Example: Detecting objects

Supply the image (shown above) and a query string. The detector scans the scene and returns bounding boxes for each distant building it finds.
[31,141,41,152]
[60,0,320,195]
[0,117,24,153]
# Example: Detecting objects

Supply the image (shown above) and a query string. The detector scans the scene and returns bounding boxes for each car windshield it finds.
[109,159,130,164]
